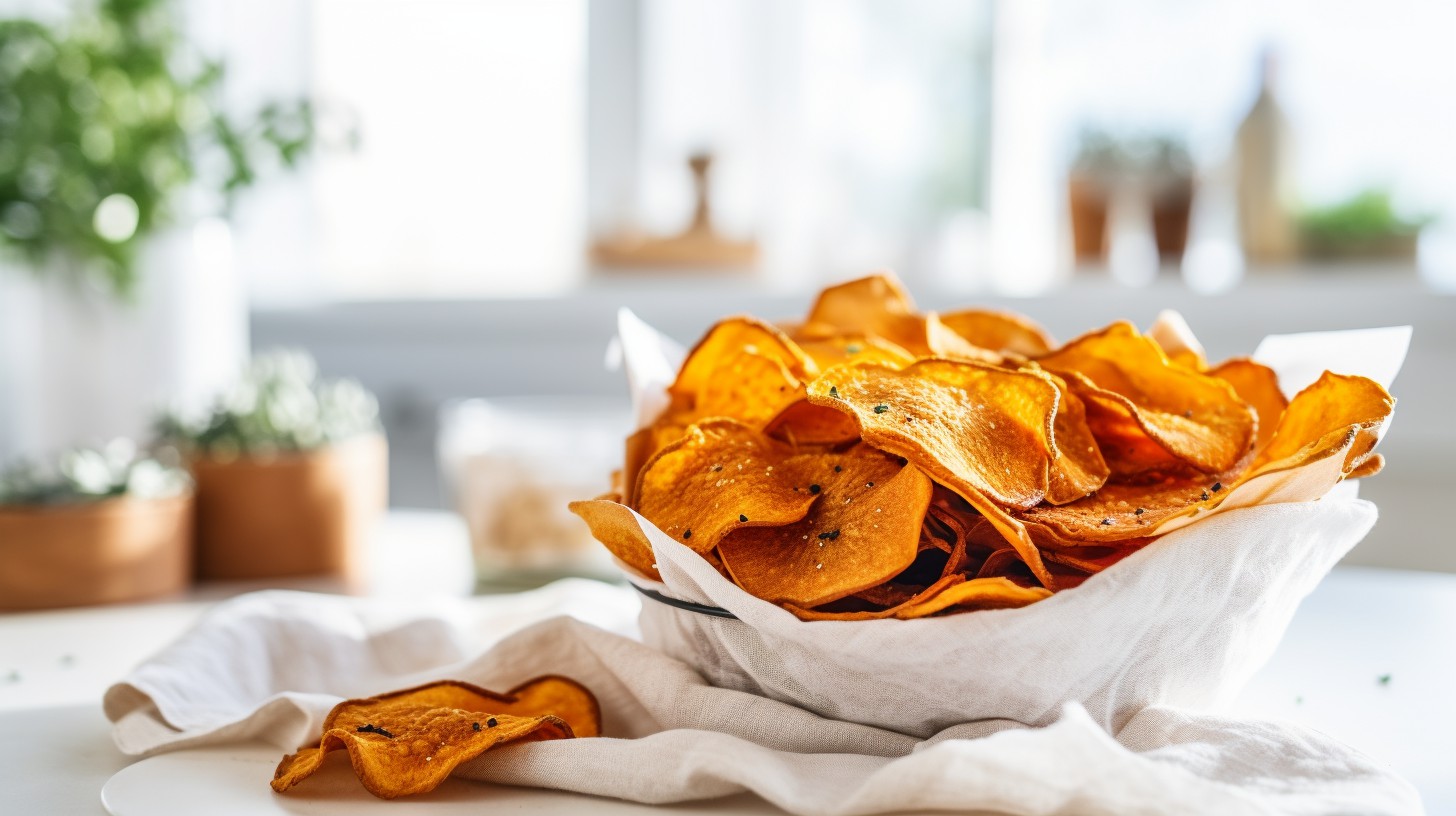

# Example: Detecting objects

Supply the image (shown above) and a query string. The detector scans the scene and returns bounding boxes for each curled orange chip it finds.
[272,677,597,799]
[1022,372,1394,544]
[1211,358,1288,451]
[764,399,862,446]
[1040,543,1144,574]
[786,575,1048,621]
[1347,453,1384,480]
[939,308,1056,357]
[795,334,916,372]
[802,271,917,337]
[569,498,659,580]
[893,576,1051,617]
[807,360,1060,510]
[1045,374,1111,504]
[667,317,815,429]
[635,419,818,552]
[1038,322,1256,474]
[807,359,1060,587]
[717,449,933,607]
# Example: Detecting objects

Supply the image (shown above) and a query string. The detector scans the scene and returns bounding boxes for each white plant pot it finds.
[0,219,247,462]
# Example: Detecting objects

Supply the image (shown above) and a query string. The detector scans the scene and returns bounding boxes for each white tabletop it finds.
[2,564,1452,814]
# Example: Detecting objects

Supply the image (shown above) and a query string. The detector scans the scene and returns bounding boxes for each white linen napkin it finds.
[105,571,1421,815]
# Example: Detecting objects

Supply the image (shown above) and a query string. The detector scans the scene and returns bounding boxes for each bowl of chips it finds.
[572,273,1403,737]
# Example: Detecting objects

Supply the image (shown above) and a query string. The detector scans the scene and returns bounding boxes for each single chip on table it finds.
[1038,321,1256,475]
[635,419,821,552]
[272,677,599,799]
[717,449,933,607]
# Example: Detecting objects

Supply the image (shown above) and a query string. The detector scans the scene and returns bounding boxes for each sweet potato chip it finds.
[667,317,816,428]
[1347,453,1385,480]
[939,309,1056,357]
[786,575,1048,620]
[1045,374,1111,504]
[796,334,917,371]
[273,677,597,799]
[764,399,862,446]
[1059,371,1190,476]
[1211,358,1288,451]
[1041,543,1144,574]
[569,498,660,580]
[622,424,669,509]
[1022,372,1394,544]
[718,451,933,606]
[635,419,819,552]
[894,576,1051,617]
[803,272,917,336]
[807,360,1060,510]
[806,359,1061,586]
[1019,476,1219,546]
[1039,322,1256,474]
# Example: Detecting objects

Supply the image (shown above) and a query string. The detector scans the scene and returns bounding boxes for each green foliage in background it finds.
[1299,189,1432,243]
[0,439,189,506]
[0,0,315,296]
[154,350,381,460]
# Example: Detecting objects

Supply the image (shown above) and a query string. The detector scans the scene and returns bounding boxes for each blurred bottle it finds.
[1235,49,1298,266]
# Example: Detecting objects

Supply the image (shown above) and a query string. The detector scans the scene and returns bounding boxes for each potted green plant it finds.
[155,351,387,582]
[0,0,323,463]
[0,440,192,610]
[1298,189,1432,263]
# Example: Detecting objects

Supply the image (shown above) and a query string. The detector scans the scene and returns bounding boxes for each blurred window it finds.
[233,0,993,301]
[309,0,586,299]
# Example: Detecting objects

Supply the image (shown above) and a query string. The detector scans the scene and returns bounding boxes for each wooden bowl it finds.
[191,433,388,581]
[0,494,194,611]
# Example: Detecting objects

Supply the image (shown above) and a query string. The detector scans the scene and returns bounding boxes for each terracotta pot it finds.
[191,433,388,581]
[0,494,193,611]
[1152,179,1195,263]
[1068,176,1109,263]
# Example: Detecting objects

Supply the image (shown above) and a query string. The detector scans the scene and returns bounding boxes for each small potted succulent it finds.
[0,440,192,610]
[155,351,387,582]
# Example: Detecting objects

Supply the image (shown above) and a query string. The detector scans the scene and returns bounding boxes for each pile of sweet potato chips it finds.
[572,273,1394,620]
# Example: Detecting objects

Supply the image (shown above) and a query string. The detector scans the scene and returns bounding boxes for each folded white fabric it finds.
[106,569,1420,815]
